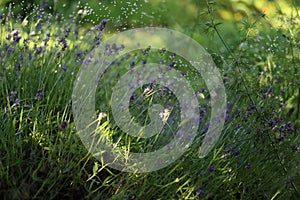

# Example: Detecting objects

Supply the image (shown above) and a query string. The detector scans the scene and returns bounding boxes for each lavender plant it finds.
[0,0,299,199]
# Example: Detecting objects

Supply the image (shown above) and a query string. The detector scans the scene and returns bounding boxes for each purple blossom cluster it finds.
[1,3,109,134]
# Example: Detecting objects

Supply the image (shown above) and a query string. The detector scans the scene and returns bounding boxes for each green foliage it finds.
[0,0,299,199]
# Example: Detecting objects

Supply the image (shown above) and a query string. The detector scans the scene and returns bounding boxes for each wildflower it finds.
[130,93,137,103]
[12,98,19,107]
[0,13,4,21]
[16,61,22,71]
[36,46,43,54]
[11,29,21,43]
[58,37,68,51]
[223,153,230,159]
[96,18,107,31]
[41,2,49,11]
[267,119,276,128]
[169,52,176,59]
[130,61,135,67]
[60,121,69,131]
[76,50,83,58]
[23,104,31,109]
[61,65,67,71]
[143,86,153,95]
[246,163,252,169]
[111,43,117,52]
[199,88,207,93]
[159,106,171,123]
[35,89,45,99]
[35,23,42,32]
[9,91,17,102]
[160,47,166,54]
[105,43,110,50]
[169,61,176,68]
[207,166,216,173]
[141,45,151,55]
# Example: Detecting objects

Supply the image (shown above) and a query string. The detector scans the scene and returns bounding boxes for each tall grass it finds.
[0,1,299,199]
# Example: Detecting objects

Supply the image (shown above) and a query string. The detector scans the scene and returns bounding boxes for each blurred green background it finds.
[0,0,296,31]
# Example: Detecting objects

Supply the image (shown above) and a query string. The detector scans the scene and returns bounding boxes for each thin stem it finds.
[205,0,259,113]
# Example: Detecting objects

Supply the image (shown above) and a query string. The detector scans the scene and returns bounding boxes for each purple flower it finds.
[12,98,19,107]
[207,166,216,173]
[96,19,107,31]
[169,52,176,59]
[141,46,151,55]
[160,47,166,54]
[130,93,137,103]
[35,89,45,99]
[61,65,67,71]
[12,30,21,43]
[9,91,17,101]
[24,104,31,109]
[130,61,135,67]
[16,61,22,71]
[199,88,207,93]
[76,50,83,58]
[35,23,42,31]
[36,46,43,54]
[58,37,68,51]
[246,163,252,169]
[169,61,176,68]
[60,121,69,131]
